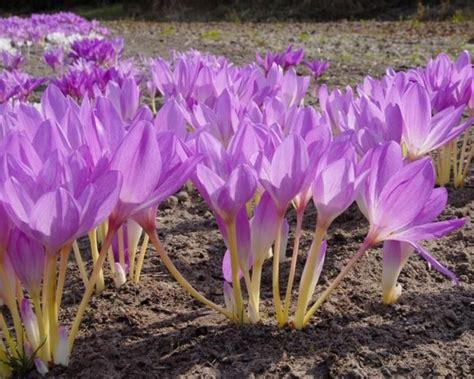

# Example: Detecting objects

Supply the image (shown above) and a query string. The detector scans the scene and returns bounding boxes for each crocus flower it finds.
[44,48,64,72]
[7,229,45,298]
[0,132,122,253]
[0,70,45,102]
[249,192,279,266]
[0,50,25,71]
[318,84,355,134]
[256,45,304,72]
[258,134,309,215]
[104,77,142,123]
[352,97,403,156]
[69,37,123,66]
[407,50,473,112]
[109,123,200,230]
[400,83,472,160]
[304,59,330,79]
[358,142,465,289]
[312,156,356,227]
[154,97,190,140]
[54,326,69,366]
[195,163,257,224]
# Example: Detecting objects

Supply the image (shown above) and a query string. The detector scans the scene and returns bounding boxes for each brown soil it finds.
[28,21,474,378]
[48,177,473,378]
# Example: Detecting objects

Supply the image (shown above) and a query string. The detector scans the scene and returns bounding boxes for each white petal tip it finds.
[114,263,127,288]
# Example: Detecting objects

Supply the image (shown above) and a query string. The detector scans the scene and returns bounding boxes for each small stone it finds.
[176,191,190,203]
[163,196,178,209]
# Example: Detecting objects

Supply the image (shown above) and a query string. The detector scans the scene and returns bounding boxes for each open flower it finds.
[357,142,465,300]
[400,83,472,160]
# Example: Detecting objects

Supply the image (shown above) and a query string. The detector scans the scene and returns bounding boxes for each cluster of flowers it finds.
[0,51,45,104]
[45,37,139,100]
[0,12,108,48]
[0,13,110,104]
[321,50,473,187]
[145,48,472,326]
[0,13,472,377]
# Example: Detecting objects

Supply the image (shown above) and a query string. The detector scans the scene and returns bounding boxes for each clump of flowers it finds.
[0,13,471,377]
[69,37,124,66]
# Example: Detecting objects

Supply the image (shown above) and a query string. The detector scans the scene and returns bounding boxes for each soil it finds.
[25,20,474,377]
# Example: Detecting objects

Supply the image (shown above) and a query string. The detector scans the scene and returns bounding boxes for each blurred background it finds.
[0,0,472,21]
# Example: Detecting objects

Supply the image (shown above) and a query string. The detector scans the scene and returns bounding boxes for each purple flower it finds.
[109,124,199,230]
[53,60,137,100]
[357,142,465,286]
[0,70,45,102]
[312,156,356,227]
[195,163,256,224]
[44,48,64,72]
[7,229,45,298]
[0,50,25,71]
[304,59,330,79]
[258,134,309,215]
[69,37,123,66]
[352,96,403,155]
[407,50,473,112]
[20,299,40,350]
[0,88,122,253]
[399,83,472,160]
[256,45,304,72]
[318,84,355,134]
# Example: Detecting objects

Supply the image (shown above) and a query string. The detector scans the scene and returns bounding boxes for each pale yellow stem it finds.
[0,341,12,378]
[435,149,443,185]
[68,229,116,354]
[225,221,245,322]
[133,234,150,283]
[452,139,459,183]
[148,229,233,320]
[72,241,89,287]
[301,240,372,328]
[293,224,326,329]
[282,209,304,324]
[89,229,105,293]
[15,279,23,306]
[55,245,70,317]
[107,245,116,275]
[32,294,49,362]
[249,262,263,322]
[128,228,142,282]
[43,253,58,356]
[0,259,23,350]
[242,269,256,322]
[0,311,17,358]
[118,226,126,271]
[272,217,286,326]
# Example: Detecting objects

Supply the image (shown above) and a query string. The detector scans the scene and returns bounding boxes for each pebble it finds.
[176,190,190,202]
[163,195,178,209]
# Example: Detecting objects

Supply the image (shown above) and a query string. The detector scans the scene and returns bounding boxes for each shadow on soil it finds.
[60,287,472,376]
